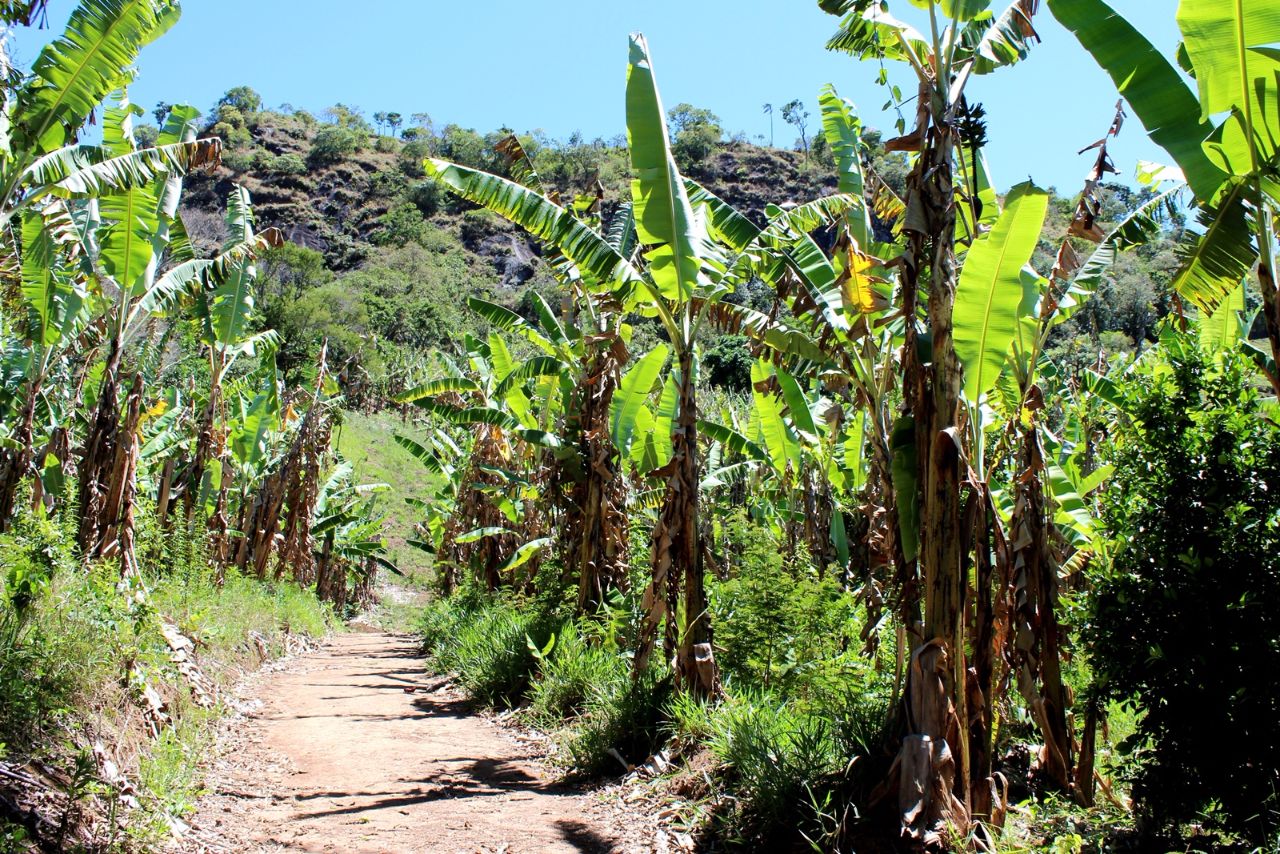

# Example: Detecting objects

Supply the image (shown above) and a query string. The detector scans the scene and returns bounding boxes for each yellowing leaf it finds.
[837,237,887,315]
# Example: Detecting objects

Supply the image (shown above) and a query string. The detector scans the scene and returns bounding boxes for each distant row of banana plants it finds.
[0,0,396,608]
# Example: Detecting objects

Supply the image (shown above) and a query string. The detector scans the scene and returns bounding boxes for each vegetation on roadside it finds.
[0,497,333,849]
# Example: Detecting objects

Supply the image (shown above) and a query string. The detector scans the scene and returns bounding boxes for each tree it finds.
[1091,343,1280,842]
[781,99,809,155]
[323,103,370,131]
[387,112,403,136]
[762,102,774,147]
[309,125,365,166]
[667,103,722,167]
[215,85,262,115]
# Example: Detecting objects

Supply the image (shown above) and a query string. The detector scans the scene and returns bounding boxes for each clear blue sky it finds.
[16,0,1181,193]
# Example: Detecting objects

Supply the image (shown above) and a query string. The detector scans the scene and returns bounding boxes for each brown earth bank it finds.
[172,630,657,854]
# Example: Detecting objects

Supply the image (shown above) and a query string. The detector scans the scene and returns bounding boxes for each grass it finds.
[413,584,892,847]
[335,408,439,587]
[0,501,337,847]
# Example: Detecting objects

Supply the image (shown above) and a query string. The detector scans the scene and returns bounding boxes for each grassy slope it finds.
[0,514,336,847]
[335,409,438,587]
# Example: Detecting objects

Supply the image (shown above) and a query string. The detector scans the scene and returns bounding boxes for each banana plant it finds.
[310,459,397,608]
[1050,0,1280,393]
[816,0,1055,841]
[0,0,219,229]
[65,97,209,572]
[184,186,283,556]
[470,135,636,614]
[0,203,92,526]
[396,339,552,593]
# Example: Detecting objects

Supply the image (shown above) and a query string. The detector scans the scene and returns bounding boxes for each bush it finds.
[398,139,433,177]
[706,691,841,831]
[371,203,427,246]
[0,497,334,842]
[563,667,672,776]
[308,125,365,166]
[407,179,442,217]
[219,148,257,174]
[1090,342,1280,842]
[424,592,563,708]
[527,621,626,724]
[709,514,872,699]
[267,152,307,175]
[701,334,753,392]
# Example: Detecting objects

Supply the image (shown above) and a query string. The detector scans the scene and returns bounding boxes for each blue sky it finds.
[16,0,1181,193]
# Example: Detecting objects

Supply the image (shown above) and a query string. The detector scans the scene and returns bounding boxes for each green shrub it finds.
[701,334,753,392]
[220,148,257,172]
[709,514,872,699]
[1091,342,1280,843]
[424,592,563,708]
[308,125,365,166]
[267,152,307,175]
[563,667,672,776]
[707,692,841,830]
[527,621,626,724]
[398,139,433,177]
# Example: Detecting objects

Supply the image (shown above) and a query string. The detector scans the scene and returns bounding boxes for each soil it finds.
[173,629,658,854]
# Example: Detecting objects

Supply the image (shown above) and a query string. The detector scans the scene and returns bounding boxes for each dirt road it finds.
[176,630,647,853]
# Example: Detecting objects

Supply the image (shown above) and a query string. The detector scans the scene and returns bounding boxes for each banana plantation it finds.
[1,0,1278,851]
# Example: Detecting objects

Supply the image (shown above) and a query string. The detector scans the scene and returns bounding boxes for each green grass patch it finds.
[335,409,439,586]
[0,501,336,846]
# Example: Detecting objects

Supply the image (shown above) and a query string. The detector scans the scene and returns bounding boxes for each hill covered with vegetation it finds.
[170,87,1182,408]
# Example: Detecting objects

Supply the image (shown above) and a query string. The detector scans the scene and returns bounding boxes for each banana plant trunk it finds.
[1257,264,1280,397]
[639,345,720,697]
[77,368,144,578]
[315,530,342,605]
[155,457,176,528]
[29,426,69,514]
[0,373,41,530]
[1009,418,1076,796]
[896,115,972,844]
[572,343,629,613]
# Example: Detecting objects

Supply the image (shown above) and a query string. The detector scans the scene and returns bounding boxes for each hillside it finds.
[170,91,1182,405]
[169,95,846,396]
[180,98,838,281]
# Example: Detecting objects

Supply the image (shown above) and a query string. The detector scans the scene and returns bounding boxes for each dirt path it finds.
[176,630,651,854]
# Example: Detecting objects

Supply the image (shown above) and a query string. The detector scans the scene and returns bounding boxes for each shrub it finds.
[706,691,841,831]
[564,668,672,776]
[527,622,626,724]
[407,179,442,217]
[267,152,307,175]
[701,334,753,392]
[308,125,365,167]
[1090,342,1280,842]
[372,203,427,247]
[427,594,563,708]
[220,148,257,173]
[398,139,433,177]
[709,514,867,698]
